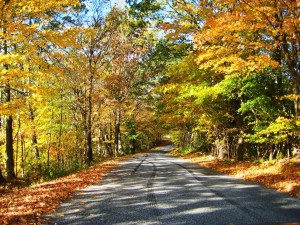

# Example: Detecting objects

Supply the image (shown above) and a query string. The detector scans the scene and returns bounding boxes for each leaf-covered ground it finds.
[171,150,300,199]
[0,156,131,225]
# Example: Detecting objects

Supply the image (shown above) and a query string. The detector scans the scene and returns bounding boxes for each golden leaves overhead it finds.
[192,0,299,76]
[0,0,80,116]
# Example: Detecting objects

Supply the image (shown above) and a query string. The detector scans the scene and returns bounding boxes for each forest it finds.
[0,0,299,183]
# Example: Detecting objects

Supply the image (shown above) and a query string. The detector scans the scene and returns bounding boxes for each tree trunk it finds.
[293,78,300,119]
[5,82,15,180]
[256,145,261,160]
[269,144,274,161]
[29,104,41,172]
[86,101,93,165]
[47,107,54,173]
[0,167,6,184]
[0,116,4,146]
[6,114,15,180]
[131,139,137,155]
[101,128,113,156]
[3,27,15,180]
[127,117,137,154]
[57,93,63,168]
[216,137,225,159]
[97,128,103,157]
[86,55,94,165]
[114,109,121,156]
[109,115,113,153]
[236,135,244,161]
[87,124,93,165]
[21,133,25,177]
[15,114,21,177]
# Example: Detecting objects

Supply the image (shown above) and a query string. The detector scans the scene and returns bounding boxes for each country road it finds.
[47,145,300,225]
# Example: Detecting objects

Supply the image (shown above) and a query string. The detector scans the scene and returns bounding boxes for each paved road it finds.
[47,145,300,225]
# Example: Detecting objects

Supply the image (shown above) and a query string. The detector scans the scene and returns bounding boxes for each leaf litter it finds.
[0,156,130,225]
[173,150,300,199]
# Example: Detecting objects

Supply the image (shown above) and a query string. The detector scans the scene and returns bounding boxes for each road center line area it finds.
[45,145,300,225]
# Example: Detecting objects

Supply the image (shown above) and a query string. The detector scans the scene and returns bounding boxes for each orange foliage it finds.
[0,157,128,225]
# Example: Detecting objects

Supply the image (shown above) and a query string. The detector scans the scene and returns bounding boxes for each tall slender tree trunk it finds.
[6,113,15,179]
[256,145,261,160]
[3,26,15,180]
[109,116,113,153]
[100,126,112,156]
[114,109,121,156]
[29,104,40,169]
[0,116,3,145]
[21,133,25,177]
[47,107,54,173]
[293,78,300,119]
[87,104,93,165]
[97,128,102,157]
[15,114,21,177]
[28,70,39,161]
[0,116,6,182]
[75,125,79,165]
[86,81,93,165]
[236,135,244,161]
[86,56,94,166]
[269,144,274,161]
[57,91,63,167]
[128,117,137,154]
[5,85,15,180]
[87,120,93,165]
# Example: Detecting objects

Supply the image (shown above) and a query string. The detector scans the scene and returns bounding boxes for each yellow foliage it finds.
[192,0,298,77]
[0,99,26,116]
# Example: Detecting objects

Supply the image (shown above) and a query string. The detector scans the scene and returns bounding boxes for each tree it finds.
[104,8,161,155]
[193,0,299,118]
[0,0,79,179]
[156,0,299,160]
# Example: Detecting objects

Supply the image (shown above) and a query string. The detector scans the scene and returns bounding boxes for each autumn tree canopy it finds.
[158,0,300,160]
[0,0,299,182]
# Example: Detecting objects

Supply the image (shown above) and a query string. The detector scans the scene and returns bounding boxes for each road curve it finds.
[46,145,300,225]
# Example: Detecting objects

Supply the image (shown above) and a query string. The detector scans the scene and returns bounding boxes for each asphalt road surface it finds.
[47,145,300,225]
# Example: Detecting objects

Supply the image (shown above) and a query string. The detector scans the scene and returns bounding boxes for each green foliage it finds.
[179,147,194,154]
[127,0,162,27]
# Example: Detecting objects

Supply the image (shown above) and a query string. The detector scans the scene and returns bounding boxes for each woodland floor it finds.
[0,155,133,225]
[1,145,299,225]
[170,149,300,199]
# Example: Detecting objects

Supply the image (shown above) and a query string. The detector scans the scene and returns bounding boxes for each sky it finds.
[110,0,126,7]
